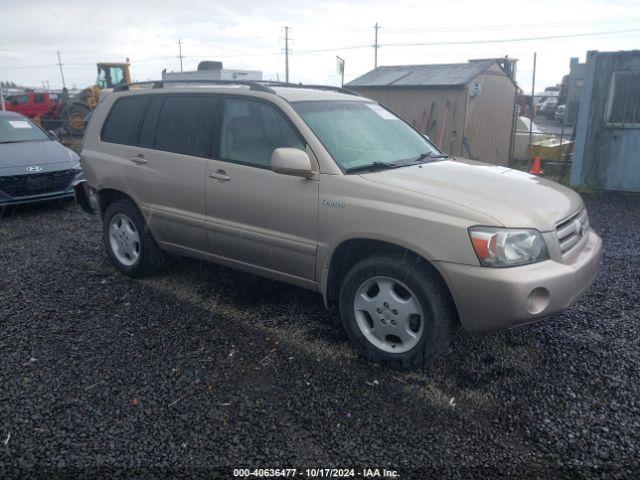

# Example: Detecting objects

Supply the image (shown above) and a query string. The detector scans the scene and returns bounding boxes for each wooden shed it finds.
[346,59,518,166]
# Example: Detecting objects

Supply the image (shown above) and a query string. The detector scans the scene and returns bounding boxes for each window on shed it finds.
[101,96,151,145]
[607,71,640,126]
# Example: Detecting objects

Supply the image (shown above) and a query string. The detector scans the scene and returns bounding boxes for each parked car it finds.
[76,81,602,369]
[540,97,558,120]
[0,111,83,206]
[3,91,62,120]
[555,104,566,122]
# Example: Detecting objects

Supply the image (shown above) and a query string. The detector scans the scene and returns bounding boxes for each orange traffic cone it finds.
[530,156,544,175]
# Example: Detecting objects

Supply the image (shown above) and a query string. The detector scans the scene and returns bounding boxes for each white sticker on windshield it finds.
[8,120,32,129]
[366,104,398,120]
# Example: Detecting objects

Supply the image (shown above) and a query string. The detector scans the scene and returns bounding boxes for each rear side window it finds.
[154,96,218,157]
[101,96,150,145]
[138,97,164,148]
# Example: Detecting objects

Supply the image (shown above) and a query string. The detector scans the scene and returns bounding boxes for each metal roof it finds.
[346,60,497,88]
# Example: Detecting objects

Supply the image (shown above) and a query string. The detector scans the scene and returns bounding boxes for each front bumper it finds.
[0,170,84,207]
[0,190,74,206]
[437,229,602,332]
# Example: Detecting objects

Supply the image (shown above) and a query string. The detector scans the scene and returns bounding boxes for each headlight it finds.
[469,227,549,267]
[69,150,81,170]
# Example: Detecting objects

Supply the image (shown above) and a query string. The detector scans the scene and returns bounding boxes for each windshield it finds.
[0,117,50,143]
[292,100,439,172]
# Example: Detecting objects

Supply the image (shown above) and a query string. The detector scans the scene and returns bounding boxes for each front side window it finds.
[292,100,438,172]
[220,98,305,168]
[34,94,45,103]
[607,71,640,127]
[0,117,50,144]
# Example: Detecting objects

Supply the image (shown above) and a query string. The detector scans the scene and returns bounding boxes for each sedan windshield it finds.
[292,100,440,172]
[0,117,50,144]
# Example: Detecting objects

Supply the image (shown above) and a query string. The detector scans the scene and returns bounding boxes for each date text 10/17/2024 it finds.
[233,468,400,478]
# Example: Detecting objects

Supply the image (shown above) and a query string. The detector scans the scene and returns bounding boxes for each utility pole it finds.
[177,38,184,72]
[56,50,66,89]
[373,22,381,68]
[0,48,7,110]
[284,26,290,83]
[336,56,345,87]
[528,52,537,153]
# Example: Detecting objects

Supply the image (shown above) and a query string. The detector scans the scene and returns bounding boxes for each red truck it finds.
[3,92,62,120]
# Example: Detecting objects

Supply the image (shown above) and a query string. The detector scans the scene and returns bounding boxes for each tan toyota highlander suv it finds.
[75,80,602,369]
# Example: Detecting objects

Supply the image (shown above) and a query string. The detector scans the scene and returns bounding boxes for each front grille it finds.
[556,207,589,255]
[0,169,77,198]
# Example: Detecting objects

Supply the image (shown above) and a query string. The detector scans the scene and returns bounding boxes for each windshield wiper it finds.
[0,140,31,144]
[409,151,448,163]
[345,161,400,174]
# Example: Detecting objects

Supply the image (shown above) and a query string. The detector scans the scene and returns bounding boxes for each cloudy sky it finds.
[1,0,639,93]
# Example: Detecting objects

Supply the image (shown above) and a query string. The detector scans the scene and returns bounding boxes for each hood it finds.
[0,140,78,170]
[360,158,583,231]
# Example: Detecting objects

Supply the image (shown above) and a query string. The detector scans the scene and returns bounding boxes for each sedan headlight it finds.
[469,227,549,267]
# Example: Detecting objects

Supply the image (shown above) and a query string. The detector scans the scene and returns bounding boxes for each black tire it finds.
[339,254,459,370]
[102,199,165,278]
[62,102,91,137]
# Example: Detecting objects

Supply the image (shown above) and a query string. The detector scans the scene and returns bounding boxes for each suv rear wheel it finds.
[339,254,459,370]
[103,199,164,277]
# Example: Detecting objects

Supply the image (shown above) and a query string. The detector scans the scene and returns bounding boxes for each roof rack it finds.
[113,79,276,93]
[112,79,360,97]
[256,81,360,96]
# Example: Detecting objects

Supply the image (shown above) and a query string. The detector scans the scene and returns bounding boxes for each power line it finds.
[1,26,638,72]
[258,26,640,55]
[381,27,640,48]
[291,45,368,54]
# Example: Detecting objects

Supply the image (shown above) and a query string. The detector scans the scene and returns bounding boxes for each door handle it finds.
[208,170,231,181]
[129,153,148,164]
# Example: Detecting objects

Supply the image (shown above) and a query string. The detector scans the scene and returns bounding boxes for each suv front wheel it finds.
[339,254,459,370]
[102,199,165,277]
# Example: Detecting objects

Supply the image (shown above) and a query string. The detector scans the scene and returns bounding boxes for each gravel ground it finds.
[1,192,639,479]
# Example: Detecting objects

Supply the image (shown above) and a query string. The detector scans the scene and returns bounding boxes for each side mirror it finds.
[48,130,60,142]
[271,148,314,179]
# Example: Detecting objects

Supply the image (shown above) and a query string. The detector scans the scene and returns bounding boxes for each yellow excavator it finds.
[62,60,131,135]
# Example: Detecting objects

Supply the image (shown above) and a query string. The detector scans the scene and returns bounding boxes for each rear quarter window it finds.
[101,96,151,145]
